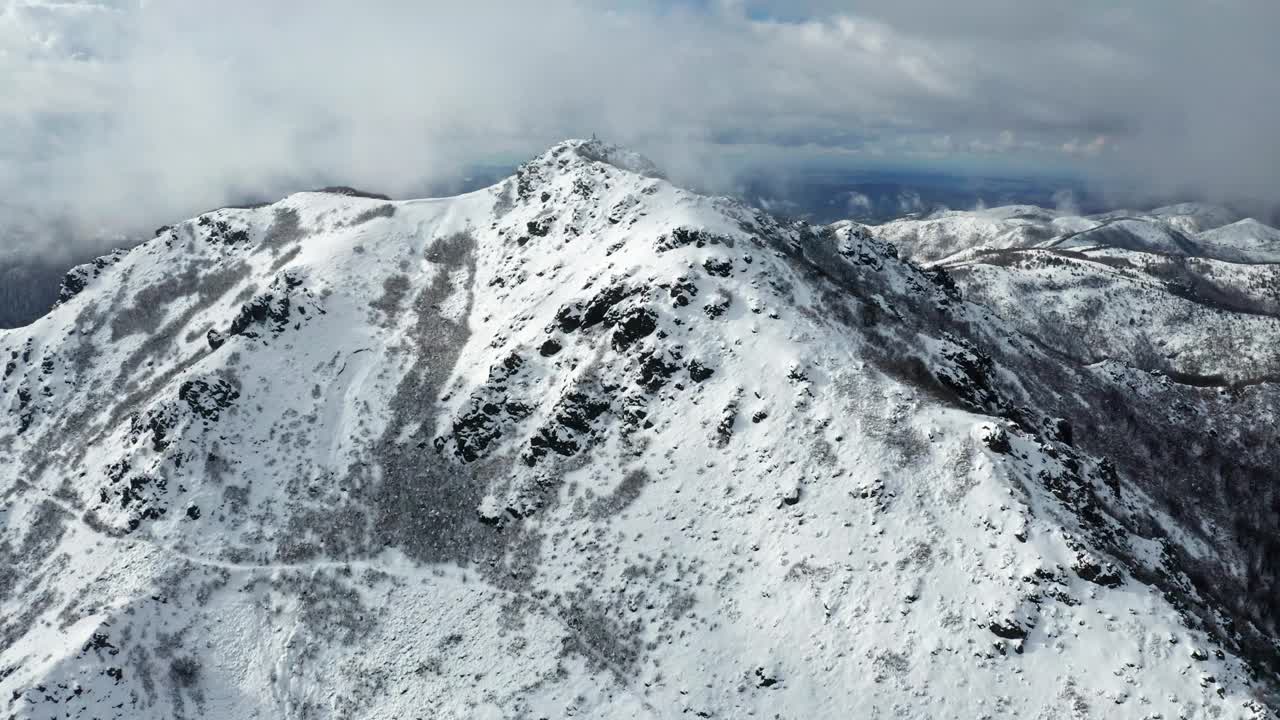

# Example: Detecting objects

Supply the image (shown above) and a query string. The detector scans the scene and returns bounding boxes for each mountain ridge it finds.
[1,139,1277,718]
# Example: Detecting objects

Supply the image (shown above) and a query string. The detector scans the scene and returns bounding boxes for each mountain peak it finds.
[529,137,666,180]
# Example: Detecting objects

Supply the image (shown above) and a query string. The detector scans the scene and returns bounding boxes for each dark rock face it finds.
[554,304,583,333]
[228,292,289,338]
[227,271,318,341]
[527,217,553,237]
[315,186,391,200]
[439,352,532,463]
[715,400,738,448]
[610,308,657,351]
[980,424,1011,453]
[786,364,808,383]
[445,396,534,463]
[57,268,89,302]
[129,406,177,452]
[934,337,1002,413]
[97,458,169,533]
[988,619,1029,640]
[687,360,714,382]
[196,214,250,245]
[551,282,658,353]
[656,227,734,254]
[1096,458,1121,496]
[665,277,699,307]
[447,405,502,463]
[702,257,733,277]
[1045,417,1073,446]
[14,386,33,433]
[921,266,960,299]
[1072,554,1124,588]
[526,390,612,464]
[177,378,240,421]
[5,340,31,380]
[636,347,682,391]
[703,293,731,319]
[754,667,780,688]
[56,251,126,306]
[580,283,635,330]
[835,226,896,270]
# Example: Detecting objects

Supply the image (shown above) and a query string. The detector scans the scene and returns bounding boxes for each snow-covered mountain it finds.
[1198,219,1280,264]
[2,140,1277,718]
[872,204,1280,382]
[872,202,1261,265]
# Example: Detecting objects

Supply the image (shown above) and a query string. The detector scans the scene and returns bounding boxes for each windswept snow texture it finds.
[2,140,1278,719]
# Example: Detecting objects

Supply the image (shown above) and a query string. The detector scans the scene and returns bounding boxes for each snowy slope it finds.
[1148,203,1246,236]
[870,205,1068,263]
[866,200,1280,693]
[1198,219,1280,264]
[872,202,1270,266]
[872,202,1280,380]
[2,140,1277,719]
[1053,218,1203,256]
[1085,204,1243,237]
[937,247,1280,382]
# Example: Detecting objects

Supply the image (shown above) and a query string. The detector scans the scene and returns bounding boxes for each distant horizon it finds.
[0,139,1269,268]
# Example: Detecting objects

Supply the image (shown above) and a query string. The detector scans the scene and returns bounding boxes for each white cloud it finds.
[1061,136,1109,157]
[846,191,872,213]
[1052,189,1080,215]
[1,0,1278,257]
[897,190,925,214]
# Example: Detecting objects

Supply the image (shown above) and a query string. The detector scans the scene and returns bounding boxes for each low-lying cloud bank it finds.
[2,0,1278,259]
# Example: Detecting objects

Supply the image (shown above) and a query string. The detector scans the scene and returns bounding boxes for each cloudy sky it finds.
[2,0,1277,258]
